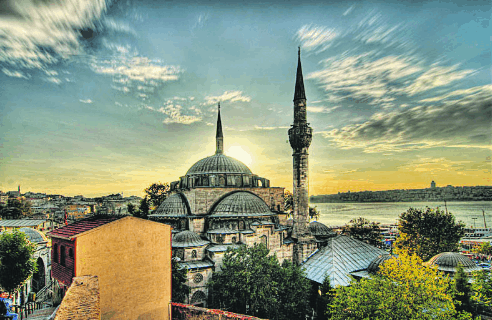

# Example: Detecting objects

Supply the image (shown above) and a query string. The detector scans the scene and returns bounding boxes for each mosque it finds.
[148,49,351,306]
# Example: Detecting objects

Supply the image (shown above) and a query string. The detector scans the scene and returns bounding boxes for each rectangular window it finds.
[60,245,66,266]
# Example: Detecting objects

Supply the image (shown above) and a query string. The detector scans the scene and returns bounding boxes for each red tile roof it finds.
[48,216,122,239]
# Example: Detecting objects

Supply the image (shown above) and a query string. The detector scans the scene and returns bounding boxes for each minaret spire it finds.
[216,102,224,154]
[294,47,306,102]
[289,47,315,264]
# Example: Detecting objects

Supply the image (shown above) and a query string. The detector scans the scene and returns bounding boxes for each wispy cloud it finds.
[296,25,338,53]
[80,99,93,104]
[145,96,202,125]
[203,91,251,106]
[2,68,29,79]
[323,85,492,153]
[0,0,109,70]
[307,106,340,113]
[343,5,355,16]
[406,65,474,96]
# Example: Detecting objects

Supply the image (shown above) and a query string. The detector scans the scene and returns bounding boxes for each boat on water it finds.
[463,227,492,238]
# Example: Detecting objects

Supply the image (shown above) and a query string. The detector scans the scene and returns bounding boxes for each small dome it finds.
[14,228,47,244]
[367,254,392,274]
[309,221,336,237]
[210,191,272,217]
[173,230,210,248]
[427,252,482,273]
[151,193,190,217]
[186,154,252,175]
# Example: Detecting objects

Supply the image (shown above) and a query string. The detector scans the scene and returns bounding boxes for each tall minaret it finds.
[216,102,224,154]
[289,48,314,262]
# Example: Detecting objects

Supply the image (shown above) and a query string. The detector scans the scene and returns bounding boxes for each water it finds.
[313,201,492,228]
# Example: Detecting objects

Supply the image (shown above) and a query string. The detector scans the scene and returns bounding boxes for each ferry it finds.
[463,227,492,238]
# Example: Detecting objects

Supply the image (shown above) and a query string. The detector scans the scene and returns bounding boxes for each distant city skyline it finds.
[1,0,490,197]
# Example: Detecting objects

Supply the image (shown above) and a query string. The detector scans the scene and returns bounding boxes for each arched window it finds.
[219,176,225,186]
[191,290,206,304]
[232,236,237,244]
[192,250,197,258]
[68,248,74,258]
[260,235,268,247]
[53,244,58,263]
[235,176,241,186]
[239,221,245,230]
[203,177,209,186]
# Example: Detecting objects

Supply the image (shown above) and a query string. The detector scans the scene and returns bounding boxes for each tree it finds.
[395,207,465,261]
[329,251,472,320]
[313,275,334,320]
[0,230,37,294]
[341,217,382,247]
[144,182,170,210]
[474,242,492,256]
[471,270,492,316]
[171,258,190,303]
[309,206,320,220]
[452,263,473,313]
[138,197,150,218]
[208,244,311,320]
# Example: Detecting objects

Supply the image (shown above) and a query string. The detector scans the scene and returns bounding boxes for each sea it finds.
[313,201,492,228]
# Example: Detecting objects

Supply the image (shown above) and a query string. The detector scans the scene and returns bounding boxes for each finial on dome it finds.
[216,102,224,154]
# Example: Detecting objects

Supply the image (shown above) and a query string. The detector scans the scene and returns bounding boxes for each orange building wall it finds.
[75,217,172,320]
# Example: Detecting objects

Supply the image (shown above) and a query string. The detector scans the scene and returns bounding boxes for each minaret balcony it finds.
[288,124,313,151]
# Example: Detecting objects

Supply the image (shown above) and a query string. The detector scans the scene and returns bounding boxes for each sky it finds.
[0,0,490,197]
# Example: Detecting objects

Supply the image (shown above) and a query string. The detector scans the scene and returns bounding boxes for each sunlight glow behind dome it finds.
[226,145,253,166]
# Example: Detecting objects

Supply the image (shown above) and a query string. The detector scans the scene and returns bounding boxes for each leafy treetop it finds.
[341,217,382,247]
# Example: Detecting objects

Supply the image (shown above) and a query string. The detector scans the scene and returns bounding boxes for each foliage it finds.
[309,206,320,220]
[313,275,334,320]
[452,263,473,313]
[0,230,37,294]
[395,207,465,261]
[172,258,190,303]
[127,203,137,216]
[0,198,32,219]
[329,251,472,320]
[341,217,382,247]
[284,190,293,213]
[144,182,170,209]
[208,244,311,320]
[473,242,492,255]
[471,270,492,316]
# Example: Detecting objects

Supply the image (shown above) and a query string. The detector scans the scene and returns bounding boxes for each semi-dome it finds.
[186,154,252,176]
[427,252,482,273]
[0,228,48,244]
[309,221,336,237]
[150,193,190,217]
[367,254,392,274]
[210,191,272,217]
[173,230,210,248]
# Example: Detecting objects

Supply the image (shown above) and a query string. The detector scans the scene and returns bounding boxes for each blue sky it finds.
[0,0,490,197]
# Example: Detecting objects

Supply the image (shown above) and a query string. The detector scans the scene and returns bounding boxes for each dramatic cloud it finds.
[295,25,338,53]
[203,91,251,106]
[406,65,474,96]
[0,0,109,69]
[145,97,202,125]
[323,85,492,153]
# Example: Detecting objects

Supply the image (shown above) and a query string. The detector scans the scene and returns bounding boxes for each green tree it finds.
[171,258,190,303]
[208,244,311,320]
[0,230,37,294]
[309,206,320,220]
[452,263,473,313]
[144,182,170,210]
[329,251,472,320]
[313,275,334,320]
[341,217,382,247]
[395,207,465,261]
[474,242,492,255]
[138,197,150,218]
[471,270,492,316]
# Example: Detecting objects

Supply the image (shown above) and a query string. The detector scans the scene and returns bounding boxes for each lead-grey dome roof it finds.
[367,254,392,274]
[210,191,272,217]
[173,230,210,248]
[19,228,48,244]
[186,154,252,175]
[427,252,482,273]
[150,193,190,217]
[309,221,336,237]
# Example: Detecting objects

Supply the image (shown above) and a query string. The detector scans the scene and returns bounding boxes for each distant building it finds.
[431,180,436,189]
[48,216,172,320]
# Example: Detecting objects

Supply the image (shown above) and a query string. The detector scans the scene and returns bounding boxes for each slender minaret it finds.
[289,48,314,262]
[216,102,224,154]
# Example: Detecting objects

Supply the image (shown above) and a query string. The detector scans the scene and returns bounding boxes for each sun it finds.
[226,145,253,166]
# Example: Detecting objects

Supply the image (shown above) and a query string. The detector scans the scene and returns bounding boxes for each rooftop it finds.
[48,216,122,240]
[0,219,46,227]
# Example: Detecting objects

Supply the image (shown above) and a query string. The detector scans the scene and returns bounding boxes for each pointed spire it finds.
[294,46,306,101]
[216,102,224,154]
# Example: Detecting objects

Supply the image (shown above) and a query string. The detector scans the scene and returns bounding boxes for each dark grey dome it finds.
[211,191,272,217]
[173,230,210,248]
[427,252,482,273]
[19,228,47,244]
[309,221,336,237]
[150,193,190,217]
[367,254,392,274]
[186,154,252,175]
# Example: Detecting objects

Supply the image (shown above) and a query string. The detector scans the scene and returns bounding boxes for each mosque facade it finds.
[149,50,324,306]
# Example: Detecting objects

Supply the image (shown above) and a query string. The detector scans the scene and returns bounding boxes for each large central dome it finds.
[186,153,252,175]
